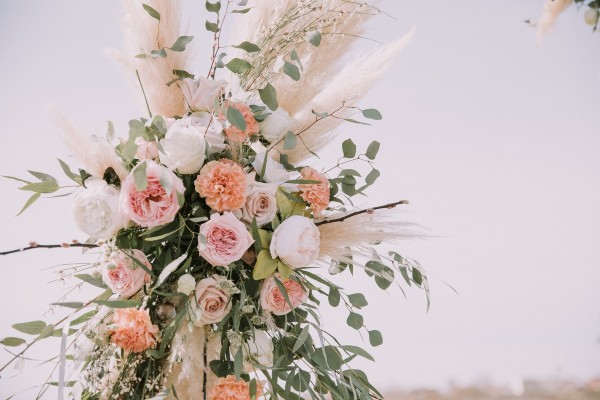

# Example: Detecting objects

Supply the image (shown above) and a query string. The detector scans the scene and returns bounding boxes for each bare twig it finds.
[0,243,99,256]
[315,200,409,226]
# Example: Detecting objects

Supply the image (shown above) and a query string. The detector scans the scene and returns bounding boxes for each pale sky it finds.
[0,1,599,398]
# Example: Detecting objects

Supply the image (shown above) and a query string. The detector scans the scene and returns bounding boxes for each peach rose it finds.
[298,167,330,217]
[223,102,259,143]
[102,249,152,298]
[109,308,158,353]
[260,274,307,316]
[198,212,254,266]
[120,161,184,228]
[210,375,262,400]
[194,275,232,325]
[240,182,278,227]
[195,159,248,212]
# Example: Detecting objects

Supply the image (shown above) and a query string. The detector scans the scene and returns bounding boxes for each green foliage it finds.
[305,30,322,46]
[142,4,160,20]
[283,61,301,81]
[233,41,260,53]
[225,58,253,74]
[205,0,221,13]
[258,82,278,111]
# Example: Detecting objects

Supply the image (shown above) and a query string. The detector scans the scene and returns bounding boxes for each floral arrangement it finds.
[1,1,429,399]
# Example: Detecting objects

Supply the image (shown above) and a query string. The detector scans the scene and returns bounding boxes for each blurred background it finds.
[0,1,598,399]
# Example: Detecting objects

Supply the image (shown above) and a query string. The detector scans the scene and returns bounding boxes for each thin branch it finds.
[315,200,409,226]
[0,243,99,256]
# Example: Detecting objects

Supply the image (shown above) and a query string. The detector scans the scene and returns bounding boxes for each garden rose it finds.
[259,107,292,142]
[72,178,128,239]
[177,273,196,295]
[134,137,158,160]
[241,182,277,227]
[181,77,226,111]
[159,119,207,174]
[120,161,184,228]
[223,102,259,143]
[195,159,248,212]
[102,249,151,298]
[194,275,232,325]
[270,215,320,268]
[250,142,296,187]
[184,113,226,154]
[298,167,330,217]
[210,375,262,400]
[109,308,158,353]
[198,212,254,266]
[244,330,274,368]
[260,274,307,315]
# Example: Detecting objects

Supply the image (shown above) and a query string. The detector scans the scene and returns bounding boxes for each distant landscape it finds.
[384,377,600,399]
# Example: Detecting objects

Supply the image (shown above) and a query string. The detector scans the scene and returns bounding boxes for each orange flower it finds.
[298,167,330,217]
[195,159,248,212]
[223,102,259,143]
[109,308,158,353]
[210,375,263,400]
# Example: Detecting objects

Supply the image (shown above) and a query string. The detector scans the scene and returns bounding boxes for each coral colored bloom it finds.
[223,102,259,143]
[210,375,262,400]
[298,167,330,217]
[120,161,184,228]
[260,274,307,316]
[195,159,248,212]
[109,308,158,353]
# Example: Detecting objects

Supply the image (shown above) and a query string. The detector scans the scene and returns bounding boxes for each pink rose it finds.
[194,275,232,325]
[102,249,152,298]
[260,274,307,316]
[109,308,158,353]
[120,160,184,228]
[198,212,254,266]
[298,167,330,217]
[134,137,159,160]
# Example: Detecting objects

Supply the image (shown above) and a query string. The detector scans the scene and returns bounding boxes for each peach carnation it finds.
[210,375,263,400]
[298,167,330,217]
[223,102,259,143]
[109,308,158,353]
[195,159,248,212]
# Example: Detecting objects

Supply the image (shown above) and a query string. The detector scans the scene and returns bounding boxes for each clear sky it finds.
[0,1,598,398]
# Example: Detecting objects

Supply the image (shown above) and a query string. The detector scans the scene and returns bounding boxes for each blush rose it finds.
[260,273,307,316]
[198,212,254,266]
[102,249,152,298]
[194,275,232,325]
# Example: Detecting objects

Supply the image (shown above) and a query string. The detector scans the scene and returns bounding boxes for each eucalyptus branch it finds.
[207,0,232,79]
[0,242,99,256]
[315,200,409,226]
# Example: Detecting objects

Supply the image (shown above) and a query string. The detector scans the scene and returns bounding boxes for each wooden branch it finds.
[315,200,409,226]
[0,242,99,256]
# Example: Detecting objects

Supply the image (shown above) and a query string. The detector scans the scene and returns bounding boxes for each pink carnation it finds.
[194,159,248,212]
[199,212,254,266]
[109,308,158,353]
[120,161,184,228]
[298,167,330,217]
[210,375,263,400]
[223,102,259,143]
[260,274,307,316]
[102,249,151,298]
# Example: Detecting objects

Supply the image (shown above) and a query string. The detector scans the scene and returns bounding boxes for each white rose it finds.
[177,274,196,295]
[241,182,278,227]
[159,120,207,174]
[181,77,227,112]
[187,112,226,154]
[243,330,274,370]
[251,142,297,187]
[260,107,293,142]
[72,178,128,239]
[270,215,320,268]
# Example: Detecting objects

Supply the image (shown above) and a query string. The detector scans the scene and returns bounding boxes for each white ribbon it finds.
[58,316,72,400]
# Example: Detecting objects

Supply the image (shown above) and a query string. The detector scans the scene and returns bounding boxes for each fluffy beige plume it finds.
[537,0,573,43]
[277,29,415,163]
[317,209,421,266]
[50,108,128,182]
[166,325,223,399]
[107,0,190,117]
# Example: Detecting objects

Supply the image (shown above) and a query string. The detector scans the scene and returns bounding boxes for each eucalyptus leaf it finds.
[205,20,220,32]
[292,325,310,352]
[227,106,247,131]
[133,161,148,191]
[19,181,59,194]
[283,61,300,81]
[283,131,297,150]
[232,8,250,13]
[92,300,140,309]
[368,330,383,346]
[225,58,253,74]
[328,287,340,307]
[347,293,368,308]
[142,3,160,20]
[365,141,381,160]
[365,169,380,185]
[346,312,364,329]
[170,36,194,52]
[74,274,107,289]
[0,337,26,347]
[258,83,278,111]
[341,345,375,361]
[50,302,84,309]
[205,0,221,12]
[341,139,356,158]
[312,346,343,370]
[361,108,383,120]
[27,170,57,182]
[12,321,46,335]
[233,41,260,53]
[305,30,322,46]
[150,48,167,58]
[253,250,278,280]
[17,192,41,216]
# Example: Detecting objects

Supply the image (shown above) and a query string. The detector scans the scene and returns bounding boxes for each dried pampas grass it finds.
[537,0,573,43]
[107,0,191,117]
[317,207,422,267]
[50,107,128,182]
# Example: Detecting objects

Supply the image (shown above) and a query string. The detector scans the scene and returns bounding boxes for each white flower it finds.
[159,119,207,174]
[72,178,128,239]
[260,107,293,142]
[270,215,320,268]
[243,330,274,369]
[177,274,196,295]
[187,112,226,154]
[251,142,296,186]
[241,182,278,227]
[181,77,227,112]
